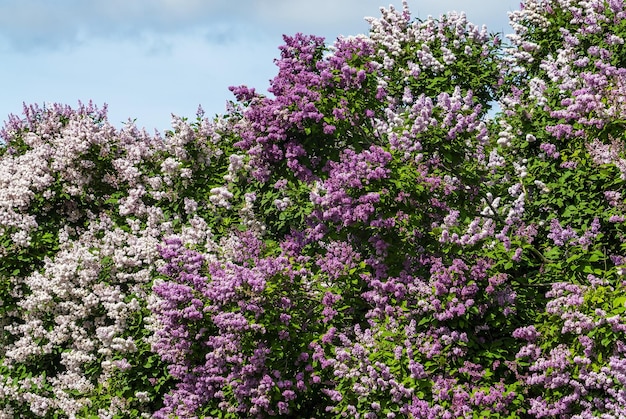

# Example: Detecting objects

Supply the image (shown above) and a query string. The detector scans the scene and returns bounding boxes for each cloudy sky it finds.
[0,0,519,133]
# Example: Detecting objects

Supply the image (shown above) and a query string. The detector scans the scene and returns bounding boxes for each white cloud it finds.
[0,0,233,50]
[0,0,517,52]
[251,0,381,35]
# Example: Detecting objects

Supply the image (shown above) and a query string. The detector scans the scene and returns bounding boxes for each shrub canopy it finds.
[1,0,626,417]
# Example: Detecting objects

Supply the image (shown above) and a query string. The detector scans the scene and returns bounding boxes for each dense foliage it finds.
[1,0,626,417]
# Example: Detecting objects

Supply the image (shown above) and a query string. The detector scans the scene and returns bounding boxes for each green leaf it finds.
[614,296,626,310]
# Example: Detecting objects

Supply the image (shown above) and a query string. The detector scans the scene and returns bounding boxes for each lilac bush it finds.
[2,0,626,417]
[150,0,615,417]
[495,0,626,415]
[0,103,243,417]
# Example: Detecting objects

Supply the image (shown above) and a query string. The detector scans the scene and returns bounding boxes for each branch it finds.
[528,245,551,265]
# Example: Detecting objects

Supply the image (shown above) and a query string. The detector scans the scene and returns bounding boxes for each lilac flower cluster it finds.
[515,278,626,417]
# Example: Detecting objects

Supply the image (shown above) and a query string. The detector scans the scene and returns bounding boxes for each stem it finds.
[528,245,551,264]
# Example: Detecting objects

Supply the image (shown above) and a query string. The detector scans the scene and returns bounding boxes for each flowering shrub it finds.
[2,0,626,417]
[0,103,241,417]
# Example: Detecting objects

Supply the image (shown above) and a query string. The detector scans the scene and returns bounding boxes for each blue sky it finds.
[0,0,519,133]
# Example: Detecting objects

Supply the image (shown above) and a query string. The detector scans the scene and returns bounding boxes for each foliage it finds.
[1,0,626,417]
